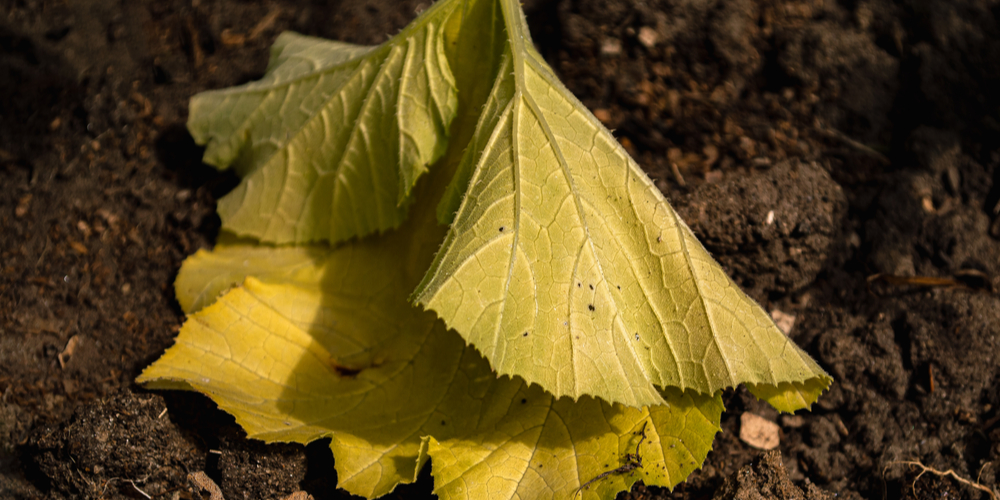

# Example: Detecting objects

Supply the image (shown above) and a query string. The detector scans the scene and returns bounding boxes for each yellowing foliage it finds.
[140,0,831,498]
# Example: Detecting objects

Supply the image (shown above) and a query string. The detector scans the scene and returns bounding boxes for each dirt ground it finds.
[1,0,999,499]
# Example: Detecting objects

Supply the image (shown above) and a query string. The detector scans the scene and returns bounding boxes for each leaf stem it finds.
[499,0,529,87]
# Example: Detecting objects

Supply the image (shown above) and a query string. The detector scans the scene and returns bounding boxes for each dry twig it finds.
[813,124,891,165]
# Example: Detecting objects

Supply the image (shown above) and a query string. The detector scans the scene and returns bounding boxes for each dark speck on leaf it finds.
[521,398,527,404]
[577,282,581,287]
[441,420,446,425]
[523,332,528,337]
[588,304,595,311]
[499,226,505,232]
[617,285,621,290]
[331,362,363,378]
[588,284,594,290]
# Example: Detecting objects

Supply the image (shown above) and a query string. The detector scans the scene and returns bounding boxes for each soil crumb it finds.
[21,390,201,499]
[711,451,837,500]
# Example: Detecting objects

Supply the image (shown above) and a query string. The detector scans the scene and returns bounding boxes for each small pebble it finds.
[638,27,658,48]
[601,38,622,56]
[770,309,796,335]
[740,412,780,450]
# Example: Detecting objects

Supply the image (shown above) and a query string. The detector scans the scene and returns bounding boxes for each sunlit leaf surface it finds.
[144,0,833,497]
[140,177,722,499]
[414,0,832,407]
[187,3,459,244]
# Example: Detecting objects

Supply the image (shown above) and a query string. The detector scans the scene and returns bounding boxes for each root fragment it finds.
[885,460,997,500]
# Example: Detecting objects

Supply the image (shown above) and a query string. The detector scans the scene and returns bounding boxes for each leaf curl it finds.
[188,3,459,244]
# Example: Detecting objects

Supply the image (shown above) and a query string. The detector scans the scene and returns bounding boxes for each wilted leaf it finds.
[139,174,723,500]
[746,379,830,414]
[414,0,831,408]
[145,0,834,497]
[187,2,459,244]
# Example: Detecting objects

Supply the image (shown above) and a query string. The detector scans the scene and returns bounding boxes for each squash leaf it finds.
[143,0,833,497]
[746,379,830,414]
[413,0,832,407]
[187,0,459,244]
[139,178,723,499]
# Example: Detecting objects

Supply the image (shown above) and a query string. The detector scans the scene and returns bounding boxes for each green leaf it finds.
[187,2,460,244]
[413,0,831,408]
[140,218,723,500]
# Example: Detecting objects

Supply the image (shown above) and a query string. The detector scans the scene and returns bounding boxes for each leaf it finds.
[147,0,834,497]
[187,1,460,244]
[746,379,830,414]
[413,0,831,408]
[139,198,723,499]
[173,239,326,313]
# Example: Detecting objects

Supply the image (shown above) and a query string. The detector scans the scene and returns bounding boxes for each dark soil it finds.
[1,0,998,499]
[709,450,833,500]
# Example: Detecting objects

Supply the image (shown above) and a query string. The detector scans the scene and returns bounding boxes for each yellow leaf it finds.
[188,2,459,244]
[141,243,722,499]
[746,378,831,414]
[414,0,832,407]
[147,1,835,497]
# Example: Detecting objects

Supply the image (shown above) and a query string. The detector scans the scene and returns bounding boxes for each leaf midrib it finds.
[499,0,655,402]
